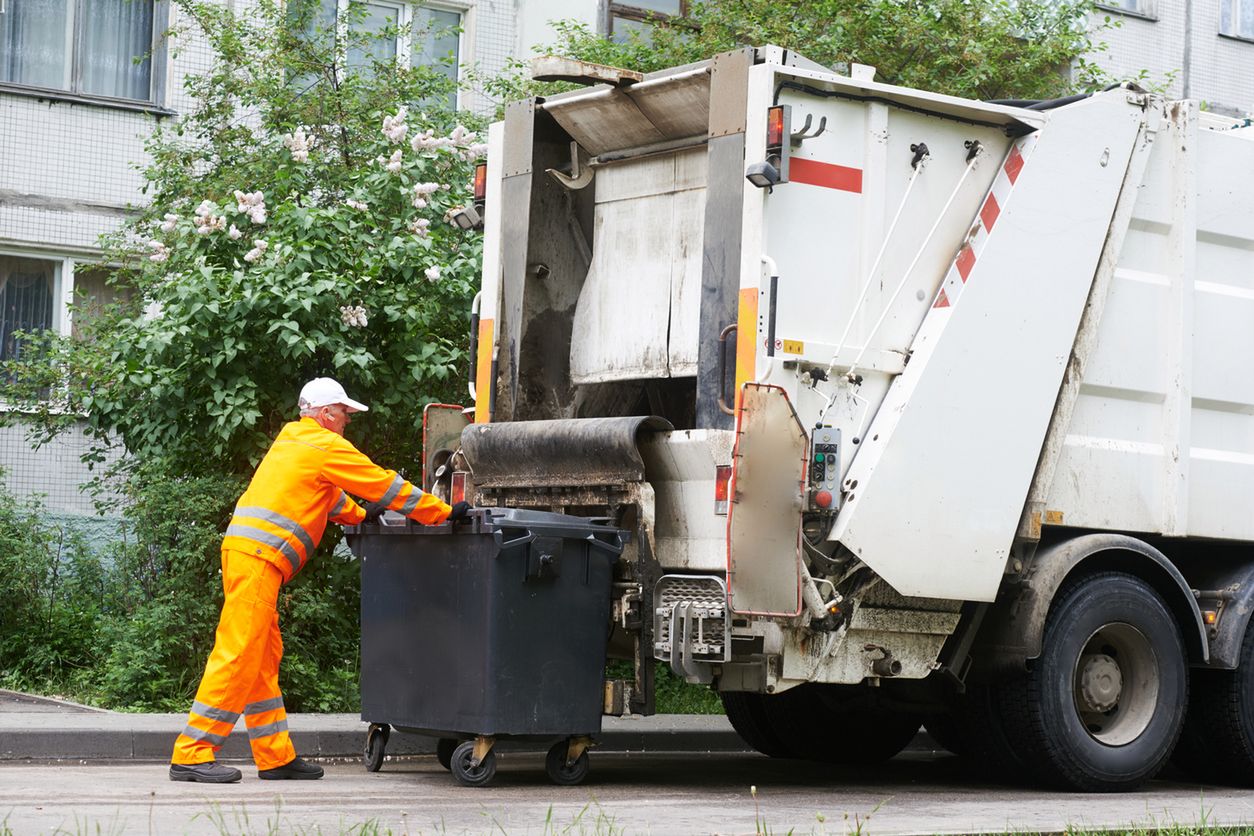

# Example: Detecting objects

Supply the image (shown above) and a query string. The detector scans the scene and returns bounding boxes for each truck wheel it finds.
[1001,571,1187,791]
[720,691,795,758]
[544,740,591,786]
[450,740,497,787]
[1174,617,1254,786]
[950,683,1032,782]
[363,724,389,772]
[436,738,458,771]
[761,684,920,764]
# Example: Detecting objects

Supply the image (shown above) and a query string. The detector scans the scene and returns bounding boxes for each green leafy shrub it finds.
[0,485,103,693]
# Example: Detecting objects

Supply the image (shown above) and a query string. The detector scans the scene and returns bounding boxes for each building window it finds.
[1221,0,1254,38]
[70,265,132,339]
[293,0,463,107]
[1096,0,1156,17]
[609,0,685,44]
[0,0,157,102]
[0,254,58,363]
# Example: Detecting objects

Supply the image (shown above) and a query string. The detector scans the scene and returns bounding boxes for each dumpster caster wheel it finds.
[545,741,591,786]
[451,740,497,787]
[364,724,390,772]
[436,738,458,771]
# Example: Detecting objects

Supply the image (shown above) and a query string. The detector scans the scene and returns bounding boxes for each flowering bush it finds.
[7,0,485,477]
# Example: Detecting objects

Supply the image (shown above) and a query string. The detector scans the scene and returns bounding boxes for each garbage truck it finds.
[421,46,1254,792]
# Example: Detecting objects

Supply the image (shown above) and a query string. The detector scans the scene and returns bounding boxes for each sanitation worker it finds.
[169,377,469,783]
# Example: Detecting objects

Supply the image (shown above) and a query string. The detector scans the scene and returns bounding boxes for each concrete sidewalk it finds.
[0,690,748,762]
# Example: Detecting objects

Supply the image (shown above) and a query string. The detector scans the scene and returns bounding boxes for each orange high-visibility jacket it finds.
[222,417,450,582]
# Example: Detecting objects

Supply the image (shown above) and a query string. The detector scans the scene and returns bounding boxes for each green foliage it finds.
[486,0,1134,107]
[606,660,724,715]
[0,485,103,692]
[2,0,484,476]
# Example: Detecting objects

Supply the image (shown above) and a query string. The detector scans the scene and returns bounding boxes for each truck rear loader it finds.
[425,46,1254,792]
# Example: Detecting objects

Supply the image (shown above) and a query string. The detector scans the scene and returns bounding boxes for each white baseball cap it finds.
[298,377,369,413]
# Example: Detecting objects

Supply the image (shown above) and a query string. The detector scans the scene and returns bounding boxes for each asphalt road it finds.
[4,751,1254,835]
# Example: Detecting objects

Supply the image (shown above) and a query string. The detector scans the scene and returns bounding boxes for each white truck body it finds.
[457,47,1254,790]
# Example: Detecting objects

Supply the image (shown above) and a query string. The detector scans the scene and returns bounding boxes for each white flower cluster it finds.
[340,304,368,328]
[384,149,403,174]
[345,198,369,211]
[160,213,179,233]
[410,125,486,162]
[283,127,311,163]
[425,265,441,282]
[234,190,268,225]
[412,181,439,209]
[382,107,408,143]
[243,239,269,263]
[409,217,430,238]
[149,240,170,263]
[228,224,243,240]
[408,129,447,152]
[194,200,226,235]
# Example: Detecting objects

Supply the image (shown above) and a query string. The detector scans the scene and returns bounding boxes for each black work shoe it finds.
[258,756,324,780]
[169,762,242,783]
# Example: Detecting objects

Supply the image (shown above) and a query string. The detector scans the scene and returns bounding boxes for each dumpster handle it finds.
[585,530,625,556]
[493,528,537,551]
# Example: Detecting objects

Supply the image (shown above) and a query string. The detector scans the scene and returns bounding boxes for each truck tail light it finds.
[714,465,732,515]
[473,163,487,203]
[766,105,786,148]
[745,105,791,189]
[451,471,467,506]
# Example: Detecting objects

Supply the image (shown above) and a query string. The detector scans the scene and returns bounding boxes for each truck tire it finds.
[999,571,1187,791]
[721,692,795,758]
[763,684,921,764]
[1173,617,1254,786]
[929,683,1030,781]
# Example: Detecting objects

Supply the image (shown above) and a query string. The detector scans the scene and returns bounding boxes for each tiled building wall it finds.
[0,423,122,516]
[1090,2,1254,116]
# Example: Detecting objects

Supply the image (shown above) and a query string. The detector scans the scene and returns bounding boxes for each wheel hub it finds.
[1078,652,1123,712]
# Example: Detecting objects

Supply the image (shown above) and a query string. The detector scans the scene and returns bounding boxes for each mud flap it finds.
[727,384,806,616]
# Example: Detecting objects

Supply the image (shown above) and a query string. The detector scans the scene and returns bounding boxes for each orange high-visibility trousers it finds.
[171,548,296,770]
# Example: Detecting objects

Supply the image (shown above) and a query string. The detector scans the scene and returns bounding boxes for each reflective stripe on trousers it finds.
[171,549,296,770]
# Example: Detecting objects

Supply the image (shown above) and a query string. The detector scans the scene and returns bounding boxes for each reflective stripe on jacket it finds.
[222,417,451,581]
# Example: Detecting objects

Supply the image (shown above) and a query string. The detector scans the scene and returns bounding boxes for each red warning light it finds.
[767,106,786,149]
[714,465,732,515]
[472,163,488,202]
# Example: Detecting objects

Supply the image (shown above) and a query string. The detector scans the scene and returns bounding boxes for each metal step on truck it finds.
[420,46,1254,792]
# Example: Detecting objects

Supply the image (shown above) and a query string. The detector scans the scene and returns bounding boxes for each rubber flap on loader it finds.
[461,416,673,488]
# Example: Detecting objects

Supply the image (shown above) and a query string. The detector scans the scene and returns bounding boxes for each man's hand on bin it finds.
[362,500,388,523]
[448,501,471,522]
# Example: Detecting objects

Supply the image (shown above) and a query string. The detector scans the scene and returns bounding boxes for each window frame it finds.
[607,0,687,42]
[328,0,468,107]
[1220,0,1254,40]
[1093,0,1158,22]
[0,0,173,113]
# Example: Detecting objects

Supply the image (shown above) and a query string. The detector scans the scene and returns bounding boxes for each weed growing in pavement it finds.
[47,812,128,836]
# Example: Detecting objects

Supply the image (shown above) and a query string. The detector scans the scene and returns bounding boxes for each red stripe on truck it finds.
[789,158,863,193]
[1004,146,1025,184]
[956,245,976,282]
[980,193,1001,231]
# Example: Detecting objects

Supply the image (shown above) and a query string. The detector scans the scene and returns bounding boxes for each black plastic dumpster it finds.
[347,507,625,786]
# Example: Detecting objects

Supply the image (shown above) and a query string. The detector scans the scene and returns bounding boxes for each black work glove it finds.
[448,501,471,522]
[362,500,388,523]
